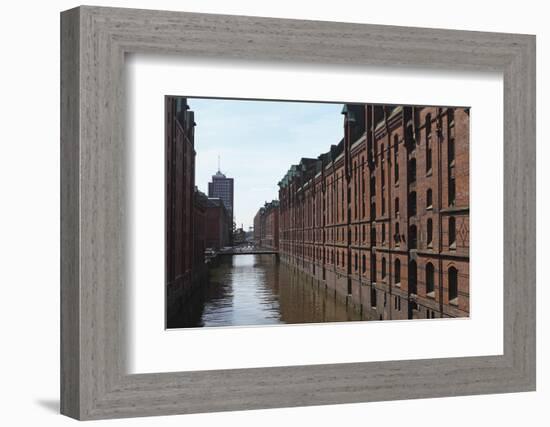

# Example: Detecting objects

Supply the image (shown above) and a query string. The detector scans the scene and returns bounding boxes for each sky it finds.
[189,98,344,230]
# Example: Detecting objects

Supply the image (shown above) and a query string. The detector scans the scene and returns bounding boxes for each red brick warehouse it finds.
[165,96,197,323]
[276,104,469,320]
[165,97,233,327]
[254,200,280,251]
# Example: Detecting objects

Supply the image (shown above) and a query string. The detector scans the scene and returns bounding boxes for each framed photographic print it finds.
[60,5,536,420]
[163,96,470,330]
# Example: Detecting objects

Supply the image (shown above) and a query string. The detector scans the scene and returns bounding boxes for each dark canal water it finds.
[170,254,362,328]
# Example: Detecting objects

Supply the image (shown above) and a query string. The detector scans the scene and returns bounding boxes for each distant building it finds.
[253,200,280,250]
[193,188,209,268]
[245,228,254,243]
[208,170,234,222]
[233,226,247,245]
[253,208,263,246]
[205,197,232,250]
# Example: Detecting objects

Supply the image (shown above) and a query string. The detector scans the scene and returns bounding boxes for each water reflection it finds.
[169,254,361,328]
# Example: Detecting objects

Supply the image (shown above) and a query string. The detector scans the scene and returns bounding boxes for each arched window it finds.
[448,266,458,303]
[336,251,339,265]
[409,224,417,249]
[371,253,377,283]
[382,223,386,243]
[361,162,366,217]
[408,260,417,296]
[426,263,435,295]
[362,254,366,273]
[354,253,358,271]
[394,134,399,183]
[395,222,400,243]
[426,113,432,136]
[409,158,416,183]
[426,188,433,208]
[449,216,456,248]
[408,191,417,217]
[448,177,456,206]
[425,114,433,173]
[353,164,358,217]
[382,257,387,279]
[427,218,433,247]
[381,144,385,184]
[394,258,401,285]
[448,136,455,165]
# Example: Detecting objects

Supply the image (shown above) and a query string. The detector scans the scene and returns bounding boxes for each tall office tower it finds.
[208,169,234,222]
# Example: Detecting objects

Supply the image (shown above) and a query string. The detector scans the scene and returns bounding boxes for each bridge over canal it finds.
[217,248,279,256]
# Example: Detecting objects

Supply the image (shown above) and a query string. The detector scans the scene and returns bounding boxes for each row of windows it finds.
[370,296,439,318]
[369,257,459,303]
[314,157,456,225]
[288,246,461,305]
[284,214,458,252]
[283,110,458,218]
[352,113,457,215]
[289,181,452,229]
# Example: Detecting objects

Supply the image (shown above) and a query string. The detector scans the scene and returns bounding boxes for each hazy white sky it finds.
[189,98,344,230]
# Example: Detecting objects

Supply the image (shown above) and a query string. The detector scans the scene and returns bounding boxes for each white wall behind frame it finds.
[2,1,546,427]
[128,55,503,374]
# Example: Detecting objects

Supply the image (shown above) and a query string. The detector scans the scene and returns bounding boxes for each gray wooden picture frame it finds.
[60,5,536,421]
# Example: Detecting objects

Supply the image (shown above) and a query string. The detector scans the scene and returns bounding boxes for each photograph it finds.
[42,0,541,421]
[165,97,470,328]
[1,0,539,423]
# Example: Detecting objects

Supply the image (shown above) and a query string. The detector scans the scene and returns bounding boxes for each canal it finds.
[169,254,362,328]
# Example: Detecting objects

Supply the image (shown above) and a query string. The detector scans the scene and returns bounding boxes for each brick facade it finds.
[205,198,232,250]
[277,104,469,320]
[193,189,208,268]
[166,97,205,325]
[166,97,196,301]
[253,201,280,250]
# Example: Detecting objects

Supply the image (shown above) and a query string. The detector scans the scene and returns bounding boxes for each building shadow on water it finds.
[167,256,235,328]
[277,265,362,324]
